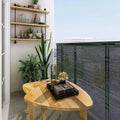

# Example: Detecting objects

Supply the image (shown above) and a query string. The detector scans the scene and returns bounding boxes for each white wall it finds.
[10,0,54,93]
[0,0,2,119]
[1,0,11,119]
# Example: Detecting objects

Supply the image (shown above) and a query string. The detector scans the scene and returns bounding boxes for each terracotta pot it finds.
[28,34,33,39]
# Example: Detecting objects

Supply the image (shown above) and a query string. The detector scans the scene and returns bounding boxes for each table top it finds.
[23,81,93,111]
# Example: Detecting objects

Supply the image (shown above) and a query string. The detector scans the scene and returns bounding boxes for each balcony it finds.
[1,0,120,120]
[8,41,120,120]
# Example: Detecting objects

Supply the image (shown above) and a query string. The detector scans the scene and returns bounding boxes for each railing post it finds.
[74,46,77,84]
[105,45,110,120]
[61,45,63,71]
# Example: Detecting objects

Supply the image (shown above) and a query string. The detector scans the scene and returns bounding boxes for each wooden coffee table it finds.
[23,81,93,120]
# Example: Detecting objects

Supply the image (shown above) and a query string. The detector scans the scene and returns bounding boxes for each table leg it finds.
[41,108,46,120]
[80,109,87,120]
[60,111,62,115]
[26,102,29,114]
[30,104,35,120]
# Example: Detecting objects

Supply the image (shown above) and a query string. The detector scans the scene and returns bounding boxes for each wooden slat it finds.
[11,38,50,41]
[11,22,50,27]
[11,6,50,14]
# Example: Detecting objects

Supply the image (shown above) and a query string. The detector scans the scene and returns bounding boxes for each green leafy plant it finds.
[27,28,34,34]
[33,0,39,5]
[19,54,42,83]
[35,31,53,79]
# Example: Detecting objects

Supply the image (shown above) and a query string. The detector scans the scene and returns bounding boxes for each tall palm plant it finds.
[35,32,53,79]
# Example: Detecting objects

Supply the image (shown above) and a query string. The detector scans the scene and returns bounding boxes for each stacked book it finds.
[47,81,79,100]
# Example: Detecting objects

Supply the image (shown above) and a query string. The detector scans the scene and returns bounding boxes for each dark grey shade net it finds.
[57,44,120,120]
[76,46,105,120]
[109,47,120,120]
[57,45,62,75]
[57,45,74,82]
[63,46,74,83]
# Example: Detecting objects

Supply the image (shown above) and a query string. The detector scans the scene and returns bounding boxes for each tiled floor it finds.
[9,91,98,120]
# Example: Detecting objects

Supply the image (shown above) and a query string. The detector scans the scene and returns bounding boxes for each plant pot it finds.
[42,79,50,81]
[37,5,41,10]
[28,34,33,39]
[28,5,34,9]
[39,16,44,23]
[36,32,41,39]
[33,4,38,9]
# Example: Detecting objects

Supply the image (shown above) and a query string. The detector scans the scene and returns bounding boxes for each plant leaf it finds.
[46,63,50,69]
[41,33,46,64]
[35,46,44,66]
[47,32,52,53]
[46,49,53,64]
[19,60,26,65]
[38,63,43,70]
[39,45,43,60]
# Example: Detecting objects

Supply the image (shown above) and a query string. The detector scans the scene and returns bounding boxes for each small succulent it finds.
[27,28,34,34]
[33,0,39,5]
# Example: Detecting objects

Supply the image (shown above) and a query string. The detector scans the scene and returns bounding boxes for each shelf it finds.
[11,6,50,14]
[11,38,50,41]
[11,22,50,27]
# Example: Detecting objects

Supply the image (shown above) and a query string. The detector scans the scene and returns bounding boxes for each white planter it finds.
[36,32,41,39]
[37,5,41,10]
[39,16,44,23]
[41,79,50,82]
[28,34,33,39]
[33,4,37,9]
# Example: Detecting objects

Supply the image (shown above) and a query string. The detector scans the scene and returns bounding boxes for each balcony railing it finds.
[56,41,120,120]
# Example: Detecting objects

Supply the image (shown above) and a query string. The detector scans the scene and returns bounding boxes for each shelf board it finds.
[11,38,50,41]
[11,22,50,27]
[11,6,50,14]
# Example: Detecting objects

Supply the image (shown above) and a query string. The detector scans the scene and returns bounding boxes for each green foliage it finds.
[19,54,42,83]
[35,31,53,79]
[33,0,39,4]
[27,28,34,34]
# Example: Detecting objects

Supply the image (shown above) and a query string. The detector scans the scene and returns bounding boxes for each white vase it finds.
[39,16,44,23]
[36,32,41,39]
[33,4,37,9]
[43,79,50,81]
[37,5,41,9]
[28,34,33,39]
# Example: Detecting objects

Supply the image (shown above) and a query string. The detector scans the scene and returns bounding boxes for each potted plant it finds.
[19,54,42,83]
[35,31,53,80]
[27,28,33,39]
[33,0,39,9]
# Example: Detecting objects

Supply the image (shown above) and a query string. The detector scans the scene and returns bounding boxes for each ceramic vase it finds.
[33,4,37,9]
[28,34,33,39]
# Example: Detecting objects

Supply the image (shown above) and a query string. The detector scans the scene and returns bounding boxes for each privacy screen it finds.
[109,47,120,120]
[57,43,120,120]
